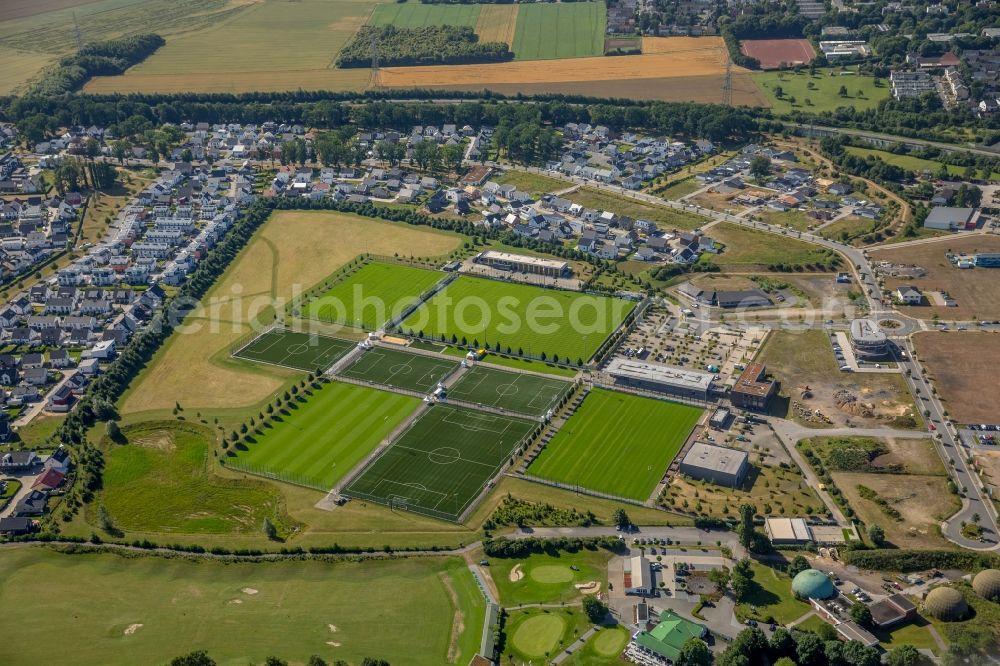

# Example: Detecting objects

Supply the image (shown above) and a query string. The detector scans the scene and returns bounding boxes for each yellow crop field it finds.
[85,69,371,94]
[379,46,733,86]
[120,211,461,416]
[475,4,519,47]
[641,35,727,55]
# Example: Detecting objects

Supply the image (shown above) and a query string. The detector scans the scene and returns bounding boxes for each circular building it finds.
[923,587,969,621]
[850,318,889,360]
[792,569,835,600]
[972,569,1000,601]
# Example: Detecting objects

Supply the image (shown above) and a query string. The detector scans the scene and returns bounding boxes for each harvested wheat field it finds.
[476,4,519,46]
[380,37,730,86]
[641,36,726,56]
[86,69,371,94]
[432,73,766,105]
[377,36,770,104]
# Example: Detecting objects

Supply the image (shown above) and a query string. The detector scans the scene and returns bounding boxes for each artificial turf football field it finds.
[399,276,634,363]
[302,262,445,330]
[447,365,571,416]
[345,404,536,520]
[230,381,420,489]
[528,388,703,501]
[232,329,354,372]
[339,346,459,392]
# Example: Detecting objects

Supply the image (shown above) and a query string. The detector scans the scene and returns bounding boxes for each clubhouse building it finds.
[605,358,715,402]
[473,250,571,277]
[679,442,749,488]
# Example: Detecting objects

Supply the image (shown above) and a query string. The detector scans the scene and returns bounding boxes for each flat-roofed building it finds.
[474,250,571,277]
[850,318,890,359]
[606,357,715,401]
[835,620,879,647]
[730,362,776,410]
[870,593,918,628]
[626,555,654,595]
[923,206,979,230]
[679,442,749,488]
[765,517,813,544]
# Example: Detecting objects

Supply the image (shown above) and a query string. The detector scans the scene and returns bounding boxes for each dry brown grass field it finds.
[0,0,96,22]
[912,330,1000,425]
[475,4,518,47]
[871,235,1000,320]
[120,211,461,415]
[833,471,958,549]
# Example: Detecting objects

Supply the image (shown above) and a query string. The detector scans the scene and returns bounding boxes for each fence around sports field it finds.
[222,458,330,493]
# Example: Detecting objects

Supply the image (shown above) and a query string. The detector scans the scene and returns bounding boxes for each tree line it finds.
[25,34,164,97]
[1,92,763,147]
[338,26,512,68]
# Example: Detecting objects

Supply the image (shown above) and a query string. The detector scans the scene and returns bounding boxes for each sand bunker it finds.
[123,623,143,635]
[228,599,243,605]
[328,624,338,633]
[575,581,602,595]
[326,641,342,647]
[241,587,258,595]
[509,564,524,582]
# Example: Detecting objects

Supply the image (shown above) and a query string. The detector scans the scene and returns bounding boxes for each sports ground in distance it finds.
[340,346,459,393]
[232,329,354,372]
[528,388,703,501]
[345,404,536,520]
[447,365,571,417]
[400,275,635,364]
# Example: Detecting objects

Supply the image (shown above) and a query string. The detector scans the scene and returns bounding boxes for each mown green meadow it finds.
[0,548,484,666]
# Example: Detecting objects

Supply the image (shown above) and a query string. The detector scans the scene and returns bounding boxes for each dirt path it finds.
[438,571,464,664]
[462,550,501,603]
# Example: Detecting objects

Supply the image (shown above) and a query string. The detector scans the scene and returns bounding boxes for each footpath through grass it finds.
[529,388,703,500]
[0,548,482,666]
[230,381,420,489]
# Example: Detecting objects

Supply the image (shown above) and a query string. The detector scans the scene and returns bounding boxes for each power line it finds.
[723,55,733,107]
[370,29,380,89]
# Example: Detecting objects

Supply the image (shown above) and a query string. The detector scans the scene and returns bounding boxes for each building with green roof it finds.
[792,569,835,600]
[633,609,707,661]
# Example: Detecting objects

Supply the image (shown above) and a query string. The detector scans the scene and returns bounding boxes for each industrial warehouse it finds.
[679,442,749,488]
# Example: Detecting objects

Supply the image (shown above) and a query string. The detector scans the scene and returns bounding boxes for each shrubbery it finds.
[844,549,1000,572]
[27,34,164,96]
[338,26,511,68]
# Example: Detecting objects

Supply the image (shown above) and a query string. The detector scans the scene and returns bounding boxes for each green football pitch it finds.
[399,276,634,364]
[447,366,571,417]
[528,388,703,501]
[345,404,536,521]
[232,329,354,372]
[230,381,420,489]
[302,262,444,330]
[339,346,459,393]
